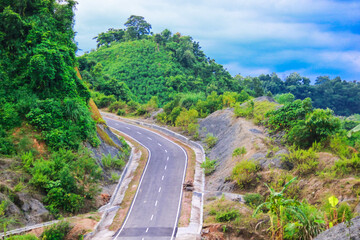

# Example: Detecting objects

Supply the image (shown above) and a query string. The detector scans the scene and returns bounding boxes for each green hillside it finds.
[78,16,240,105]
[0,0,118,228]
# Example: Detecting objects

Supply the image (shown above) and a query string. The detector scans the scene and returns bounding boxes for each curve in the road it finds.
[104,117,187,240]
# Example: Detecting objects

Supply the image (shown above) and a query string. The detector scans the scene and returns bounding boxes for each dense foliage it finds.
[0,0,108,220]
[22,148,102,215]
[78,16,240,106]
[239,73,360,116]
[0,0,98,154]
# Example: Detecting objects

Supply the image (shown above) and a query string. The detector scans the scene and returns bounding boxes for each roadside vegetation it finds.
[0,0,129,235]
[80,13,360,240]
[1,1,359,239]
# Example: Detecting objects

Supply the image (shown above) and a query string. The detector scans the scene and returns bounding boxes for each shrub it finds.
[253,101,278,125]
[234,100,254,118]
[26,98,99,150]
[29,148,102,214]
[0,129,15,155]
[201,157,217,175]
[284,201,325,240]
[175,109,198,128]
[287,108,341,148]
[101,154,125,170]
[205,133,218,148]
[187,123,199,136]
[127,100,140,112]
[111,172,120,182]
[337,202,353,223]
[266,98,313,133]
[329,135,352,158]
[96,95,116,108]
[216,209,239,222]
[232,147,247,157]
[274,93,295,104]
[282,146,319,176]
[109,100,126,113]
[21,151,34,173]
[232,160,260,188]
[244,193,263,208]
[117,109,126,116]
[332,154,360,176]
[41,221,71,240]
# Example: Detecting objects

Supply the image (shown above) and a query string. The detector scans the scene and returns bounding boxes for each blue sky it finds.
[74,0,360,81]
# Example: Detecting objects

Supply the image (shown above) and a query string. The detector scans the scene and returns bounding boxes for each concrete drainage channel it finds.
[101,112,206,240]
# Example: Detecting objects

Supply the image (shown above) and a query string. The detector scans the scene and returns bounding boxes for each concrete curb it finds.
[85,137,135,239]
[100,112,206,238]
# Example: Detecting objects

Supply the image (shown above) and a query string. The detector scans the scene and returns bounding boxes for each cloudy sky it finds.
[74,0,360,81]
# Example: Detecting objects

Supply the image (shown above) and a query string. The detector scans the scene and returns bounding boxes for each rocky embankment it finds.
[198,108,287,193]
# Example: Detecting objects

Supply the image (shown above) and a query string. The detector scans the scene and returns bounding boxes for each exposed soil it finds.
[197,106,360,240]
[198,108,274,192]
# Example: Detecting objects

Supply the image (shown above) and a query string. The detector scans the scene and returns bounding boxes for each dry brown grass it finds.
[96,125,119,149]
[89,99,105,124]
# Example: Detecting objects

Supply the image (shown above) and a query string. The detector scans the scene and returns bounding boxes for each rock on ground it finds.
[314,216,360,240]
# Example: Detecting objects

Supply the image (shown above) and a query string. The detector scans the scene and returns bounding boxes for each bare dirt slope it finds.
[198,108,287,192]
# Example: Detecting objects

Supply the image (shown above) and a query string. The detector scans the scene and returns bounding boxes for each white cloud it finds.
[223,62,272,76]
[74,0,360,80]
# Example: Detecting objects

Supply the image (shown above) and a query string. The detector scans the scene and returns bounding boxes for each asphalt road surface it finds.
[104,117,187,240]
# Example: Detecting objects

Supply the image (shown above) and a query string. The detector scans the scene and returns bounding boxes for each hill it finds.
[78,16,240,105]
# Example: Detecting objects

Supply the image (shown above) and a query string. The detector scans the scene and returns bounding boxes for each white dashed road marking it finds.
[155,201,158,206]
[165,149,167,153]
[167,156,169,161]
[162,175,164,180]
[137,131,142,135]
[146,228,149,233]
[125,127,130,130]
[151,214,154,221]
[147,137,152,140]
[164,165,167,170]
[158,143,162,146]
[159,187,161,192]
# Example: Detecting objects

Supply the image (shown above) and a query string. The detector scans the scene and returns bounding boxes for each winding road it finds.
[104,117,188,240]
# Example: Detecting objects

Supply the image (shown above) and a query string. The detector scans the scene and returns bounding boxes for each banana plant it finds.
[253,177,299,240]
[347,124,360,138]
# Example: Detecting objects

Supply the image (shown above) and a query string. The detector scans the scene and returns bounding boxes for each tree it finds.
[124,15,152,40]
[93,28,125,48]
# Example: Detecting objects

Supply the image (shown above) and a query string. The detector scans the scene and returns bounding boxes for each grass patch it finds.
[205,133,218,148]
[232,147,247,157]
[201,157,217,175]
[282,146,319,176]
[232,160,261,189]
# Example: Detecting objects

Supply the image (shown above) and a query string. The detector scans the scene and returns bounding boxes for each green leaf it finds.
[328,196,339,208]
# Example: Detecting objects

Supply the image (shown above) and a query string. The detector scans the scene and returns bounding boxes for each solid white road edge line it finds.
[106,118,188,240]
[110,127,152,240]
